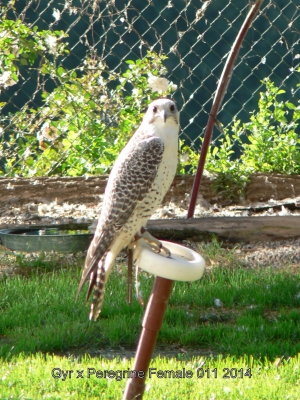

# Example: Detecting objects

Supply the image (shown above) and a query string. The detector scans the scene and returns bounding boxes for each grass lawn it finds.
[0,240,300,398]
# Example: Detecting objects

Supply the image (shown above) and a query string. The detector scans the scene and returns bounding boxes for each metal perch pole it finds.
[123,238,205,400]
[123,276,173,400]
[187,0,264,218]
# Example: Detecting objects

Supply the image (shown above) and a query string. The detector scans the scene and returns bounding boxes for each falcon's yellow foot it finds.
[140,227,171,258]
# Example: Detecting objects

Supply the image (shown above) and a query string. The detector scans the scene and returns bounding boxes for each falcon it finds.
[76,98,180,320]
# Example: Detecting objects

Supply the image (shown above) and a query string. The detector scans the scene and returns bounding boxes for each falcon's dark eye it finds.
[170,104,175,112]
[152,106,157,113]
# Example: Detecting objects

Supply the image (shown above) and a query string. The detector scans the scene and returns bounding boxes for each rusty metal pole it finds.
[123,276,174,400]
[187,0,264,218]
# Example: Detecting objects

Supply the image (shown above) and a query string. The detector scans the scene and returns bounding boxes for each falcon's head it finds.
[145,98,179,127]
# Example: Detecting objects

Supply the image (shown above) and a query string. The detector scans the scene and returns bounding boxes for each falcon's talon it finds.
[140,227,171,257]
[161,244,172,258]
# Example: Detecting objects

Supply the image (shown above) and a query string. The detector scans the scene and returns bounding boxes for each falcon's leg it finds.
[127,244,144,308]
[140,227,171,258]
[135,265,145,307]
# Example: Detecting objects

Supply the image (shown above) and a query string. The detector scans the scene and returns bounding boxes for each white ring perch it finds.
[133,240,205,282]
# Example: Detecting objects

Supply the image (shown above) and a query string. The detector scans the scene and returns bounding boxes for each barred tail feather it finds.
[88,250,114,321]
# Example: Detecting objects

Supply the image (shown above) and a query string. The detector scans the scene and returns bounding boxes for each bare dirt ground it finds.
[2,196,300,272]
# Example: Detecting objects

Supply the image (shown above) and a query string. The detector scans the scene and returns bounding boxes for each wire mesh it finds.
[0,0,299,177]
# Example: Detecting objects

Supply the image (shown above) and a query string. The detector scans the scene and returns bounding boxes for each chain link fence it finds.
[0,0,299,177]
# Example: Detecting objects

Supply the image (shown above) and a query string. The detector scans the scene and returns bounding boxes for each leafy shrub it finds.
[179,77,300,199]
[239,78,300,174]
[1,15,299,189]
[0,18,176,177]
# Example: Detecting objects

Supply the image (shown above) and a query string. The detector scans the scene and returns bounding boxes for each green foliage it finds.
[0,18,176,177]
[177,139,200,174]
[204,123,251,200]
[239,78,300,174]
[180,77,300,199]
[1,15,299,186]
[0,17,68,81]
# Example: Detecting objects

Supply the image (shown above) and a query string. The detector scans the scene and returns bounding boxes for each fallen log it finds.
[1,216,300,244]
[147,216,300,243]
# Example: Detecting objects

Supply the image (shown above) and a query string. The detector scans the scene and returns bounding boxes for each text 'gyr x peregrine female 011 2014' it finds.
[76,98,180,321]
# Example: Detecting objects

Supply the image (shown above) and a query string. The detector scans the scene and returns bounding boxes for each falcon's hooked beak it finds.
[160,109,168,123]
